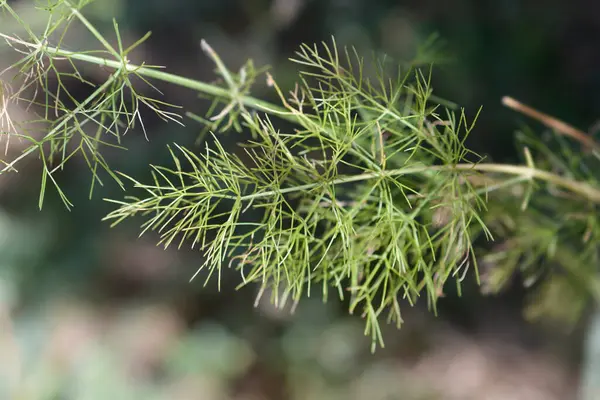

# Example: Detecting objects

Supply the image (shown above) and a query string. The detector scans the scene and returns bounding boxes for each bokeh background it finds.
[1,0,599,398]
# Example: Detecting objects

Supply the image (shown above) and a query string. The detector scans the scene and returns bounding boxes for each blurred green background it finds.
[1,0,599,398]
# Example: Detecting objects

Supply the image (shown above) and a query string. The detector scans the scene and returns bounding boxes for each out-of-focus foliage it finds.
[0,295,576,399]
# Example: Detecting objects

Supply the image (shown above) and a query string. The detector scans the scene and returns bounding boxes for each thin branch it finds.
[0,33,290,119]
[502,96,600,151]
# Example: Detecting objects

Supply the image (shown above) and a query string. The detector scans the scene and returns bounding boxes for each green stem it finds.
[120,162,600,206]
[3,32,600,206]
[232,163,600,203]
[69,4,120,59]
[456,163,600,202]
[0,33,288,117]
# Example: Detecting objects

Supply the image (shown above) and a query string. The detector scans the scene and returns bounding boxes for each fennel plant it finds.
[1,0,599,352]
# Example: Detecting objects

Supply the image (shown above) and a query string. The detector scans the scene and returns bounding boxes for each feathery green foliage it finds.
[0,0,182,208]
[2,0,600,349]
[103,40,489,349]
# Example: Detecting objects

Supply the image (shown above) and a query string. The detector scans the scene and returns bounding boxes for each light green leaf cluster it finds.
[0,0,181,208]
[104,39,491,349]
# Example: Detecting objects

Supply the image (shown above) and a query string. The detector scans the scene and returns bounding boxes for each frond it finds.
[105,40,489,350]
[0,0,182,208]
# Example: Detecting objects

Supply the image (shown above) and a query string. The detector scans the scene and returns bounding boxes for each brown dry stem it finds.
[502,96,599,152]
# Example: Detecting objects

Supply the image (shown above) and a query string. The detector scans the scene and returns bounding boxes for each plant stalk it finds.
[3,34,600,205]
[0,33,289,117]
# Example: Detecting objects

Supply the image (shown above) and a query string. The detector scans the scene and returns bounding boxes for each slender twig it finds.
[502,96,600,151]
[0,33,289,118]
[112,162,600,205]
